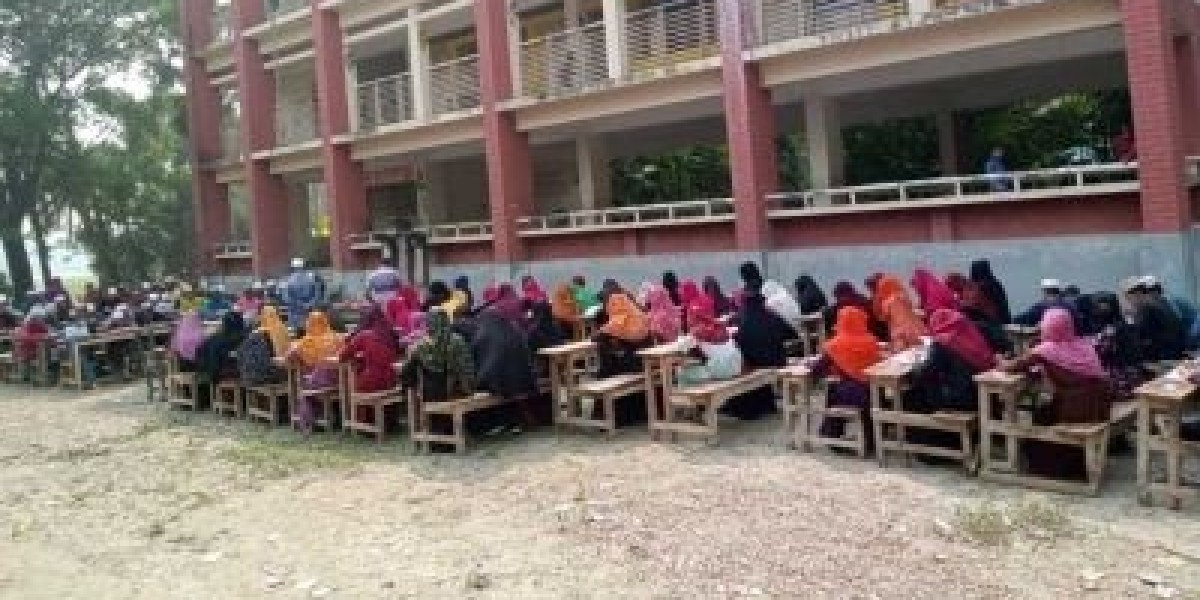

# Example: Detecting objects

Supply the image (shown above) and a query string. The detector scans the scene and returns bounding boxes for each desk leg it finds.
[73,345,83,390]
[1003,394,1019,472]
[871,383,886,467]
[1166,407,1183,510]
[1136,399,1152,505]
[644,358,659,441]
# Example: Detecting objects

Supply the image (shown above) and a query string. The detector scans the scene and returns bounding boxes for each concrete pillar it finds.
[407,12,431,120]
[602,0,627,81]
[719,0,777,251]
[935,110,958,176]
[180,0,228,274]
[476,0,533,264]
[804,96,844,190]
[1121,0,1191,232]
[233,0,291,277]
[577,135,612,210]
[312,0,368,271]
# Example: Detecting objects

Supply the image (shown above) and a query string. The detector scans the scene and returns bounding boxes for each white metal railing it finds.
[625,0,721,80]
[429,54,481,115]
[275,103,318,146]
[422,221,492,242]
[356,73,414,130]
[767,163,1140,211]
[519,21,610,99]
[518,198,736,234]
[215,241,252,257]
[211,4,233,44]
[220,121,241,161]
[264,0,308,19]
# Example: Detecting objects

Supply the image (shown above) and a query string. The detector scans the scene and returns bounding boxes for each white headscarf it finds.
[761,280,802,323]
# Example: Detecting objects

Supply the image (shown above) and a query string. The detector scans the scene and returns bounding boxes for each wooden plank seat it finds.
[343,369,404,442]
[408,391,510,454]
[212,381,242,418]
[291,386,342,431]
[166,354,202,410]
[655,369,778,444]
[560,372,646,437]
[244,383,290,425]
[871,353,978,474]
[979,368,1138,496]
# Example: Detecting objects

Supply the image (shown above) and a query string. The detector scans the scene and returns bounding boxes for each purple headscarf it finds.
[171,312,205,361]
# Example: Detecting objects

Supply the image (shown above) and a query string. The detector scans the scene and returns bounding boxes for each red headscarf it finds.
[822,307,881,383]
[911,268,959,314]
[688,302,728,345]
[678,280,703,308]
[384,293,414,334]
[645,285,682,342]
[871,274,906,321]
[928,309,995,372]
[520,276,547,304]
[481,283,501,305]
[1033,308,1106,379]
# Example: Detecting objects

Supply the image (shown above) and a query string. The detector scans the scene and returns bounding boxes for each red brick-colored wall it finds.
[431,242,494,266]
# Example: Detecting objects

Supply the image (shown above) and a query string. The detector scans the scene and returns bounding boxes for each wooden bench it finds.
[408,391,509,454]
[647,347,778,444]
[978,369,1138,495]
[212,380,242,418]
[793,313,827,357]
[166,354,202,410]
[779,364,868,456]
[1135,376,1200,509]
[244,383,291,426]
[342,368,404,442]
[870,352,978,473]
[568,373,646,437]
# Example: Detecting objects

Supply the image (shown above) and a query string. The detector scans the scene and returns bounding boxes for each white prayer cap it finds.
[291,258,306,268]
[1140,275,1162,287]
[1039,278,1063,290]
[251,281,265,289]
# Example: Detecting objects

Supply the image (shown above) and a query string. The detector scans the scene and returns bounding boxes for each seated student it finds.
[728,290,798,420]
[56,308,98,386]
[337,306,401,427]
[661,271,682,306]
[196,311,248,385]
[257,306,290,358]
[592,290,651,378]
[169,312,205,372]
[527,302,567,358]
[550,283,582,340]
[0,295,19,330]
[289,311,345,433]
[471,304,540,428]
[235,283,266,322]
[872,274,927,351]
[1126,278,1185,362]
[399,311,476,450]
[703,276,733,317]
[911,268,959,314]
[676,303,742,387]
[1143,276,1199,350]
[810,307,883,449]
[824,281,873,335]
[644,285,682,345]
[423,280,453,314]
[944,272,1010,354]
[570,275,600,315]
[908,309,997,414]
[453,276,474,315]
[238,328,286,387]
[1014,278,1076,327]
[1063,285,1095,336]
[1089,292,1144,398]
[176,285,203,314]
[520,275,548,308]
[1001,308,1115,480]
[200,286,233,321]
[794,274,827,316]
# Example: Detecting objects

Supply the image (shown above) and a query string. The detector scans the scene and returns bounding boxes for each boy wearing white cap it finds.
[1127,275,1186,360]
[1014,277,1078,327]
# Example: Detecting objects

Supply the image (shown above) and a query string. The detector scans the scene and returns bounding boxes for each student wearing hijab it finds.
[257,305,290,358]
[794,275,828,316]
[702,276,732,317]
[196,311,247,384]
[728,291,798,420]
[570,275,600,314]
[661,271,682,306]
[678,280,703,309]
[907,309,996,456]
[593,291,651,378]
[872,275,927,351]
[1002,308,1114,479]
[170,312,206,371]
[520,275,548,306]
[289,311,345,432]
[238,328,286,387]
[811,307,883,449]
[739,261,764,291]
[910,268,959,315]
[488,284,529,332]
[339,305,401,413]
[385,289,416,338]
[944,272,1009,353]
[1090,292,1144,398]
[969,259,1011,324]
[550,283,582,339]
[824,280,874,334]
[677,303,742,386]
[453,275,474,314]
[472,304,540,427]
[400,310,475,402]
[644,285,682,344]
[14,312,49,383]
[423,281,452,313]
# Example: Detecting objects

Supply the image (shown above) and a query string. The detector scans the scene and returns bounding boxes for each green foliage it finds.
[610,144,732,207]
[843,116,942,185]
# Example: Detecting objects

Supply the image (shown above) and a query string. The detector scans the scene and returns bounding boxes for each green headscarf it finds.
[411,311,475,396]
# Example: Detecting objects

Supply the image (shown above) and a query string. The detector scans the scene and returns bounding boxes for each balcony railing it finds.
[767,163,1139,212]
[264,0,308,19]
[214,241,252,258]
[759,0,908,45]
[519,21,610,99]
[276,104,318,146]
[220,122,241,161]
[625,0,721,81]
[429,54,481,115]
[356,73,414,130]
[211,4,233,44]
[424,221,492,242]
[519,199,736,234]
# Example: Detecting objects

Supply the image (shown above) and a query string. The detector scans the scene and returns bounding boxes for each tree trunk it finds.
[30,211,52,286]
[1,231,34,300]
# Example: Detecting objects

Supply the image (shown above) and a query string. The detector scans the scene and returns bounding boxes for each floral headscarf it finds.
[292,312,344,368]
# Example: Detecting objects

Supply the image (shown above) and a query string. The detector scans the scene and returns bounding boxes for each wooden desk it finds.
[1135,376,1200,509]
[794,313,826,357]
[975,369,1029,477]
[538,340,600,428]
[868,349,977,472]
[67,329,140,388]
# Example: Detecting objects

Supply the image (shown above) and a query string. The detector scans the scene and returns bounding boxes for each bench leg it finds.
[453,411,466,454]
[604,397,617,439]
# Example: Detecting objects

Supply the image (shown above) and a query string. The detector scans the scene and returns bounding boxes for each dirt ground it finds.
[0,384,1198,599]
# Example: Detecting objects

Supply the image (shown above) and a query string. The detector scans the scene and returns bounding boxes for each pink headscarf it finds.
[1033,308,1106,379]
[911,268,959,314]
[679,280,702,308]
[490,284,528,329]
[170,312,205,361]
[398,285,420,311]
[481,283,501,305]
[385,293,414,334]
[520,276,547,304]
[645,285,682,342]
[928,309,996,372]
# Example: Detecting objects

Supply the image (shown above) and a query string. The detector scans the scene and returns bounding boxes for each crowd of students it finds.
[6,255,1196,464]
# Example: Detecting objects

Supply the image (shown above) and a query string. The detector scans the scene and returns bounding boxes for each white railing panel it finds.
[276,104,318,146]
[759,0,908,45]
[220,121,241,161]
[356,73,414,130]
[211,4,233,44]
[429,54,481,115]
[625,0,721,80]
[215,241,252,256]
[518,198,735,233]
[265,0,308,19]
[520,22,610,99]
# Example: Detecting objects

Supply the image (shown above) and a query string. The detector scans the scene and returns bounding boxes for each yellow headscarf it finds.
[438,289,468,319]
[257,305,289,357]
[600,292,649,343]
[292,312,344,368]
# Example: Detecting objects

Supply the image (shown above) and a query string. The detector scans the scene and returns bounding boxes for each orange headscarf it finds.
[883,292,927,352]
[871,274,907,321]
[822,307,882,383]
[292,312,344,368]
[550,283,580,325]
[600,292,649,343]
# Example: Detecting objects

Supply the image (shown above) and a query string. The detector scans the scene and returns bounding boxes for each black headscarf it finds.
[424,281,451,311]
[527,302,566,354]
[453,276,474,313]
[969,259,1012,324]
[470,311,537,399]
[739,261,764,292]
[794,275,828,315]
[733,293,797,369]
[702,276,732,316]
[196,311,247,382]
[662,271,681,306]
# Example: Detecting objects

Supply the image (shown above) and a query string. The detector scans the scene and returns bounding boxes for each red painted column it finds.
[719,0,777,251]
[179,0,229,275]
[475,0,533,264]
[233,0,291,277]
[312,0,368,272]
[1121,0,1192,231]
[1178,3,1200,156]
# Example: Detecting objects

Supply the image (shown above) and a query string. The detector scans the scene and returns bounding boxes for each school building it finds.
[181,0,1200,303]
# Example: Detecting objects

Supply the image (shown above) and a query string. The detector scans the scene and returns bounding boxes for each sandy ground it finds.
[0,385,1198,599]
